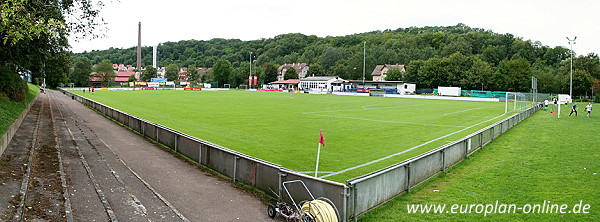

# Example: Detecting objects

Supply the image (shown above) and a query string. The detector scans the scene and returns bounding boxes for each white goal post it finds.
[505,92,528,114]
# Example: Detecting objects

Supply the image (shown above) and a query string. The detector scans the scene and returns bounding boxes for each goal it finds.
[239,85,248,90]
[504,92,528,114]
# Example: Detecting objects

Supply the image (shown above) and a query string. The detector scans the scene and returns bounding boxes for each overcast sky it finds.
[69,0,599,56]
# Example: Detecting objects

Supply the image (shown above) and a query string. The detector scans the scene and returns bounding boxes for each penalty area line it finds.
[319,113,506,179]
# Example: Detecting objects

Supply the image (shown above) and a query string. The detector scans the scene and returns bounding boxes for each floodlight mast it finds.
[249,52,252,89]
[567,36,576,98]
[362,41,366,88]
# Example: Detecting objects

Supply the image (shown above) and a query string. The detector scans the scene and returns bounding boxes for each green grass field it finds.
[74,90,518,181]
[360,108,599,221]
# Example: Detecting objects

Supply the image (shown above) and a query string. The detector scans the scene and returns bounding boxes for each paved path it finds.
[0,90,273,221]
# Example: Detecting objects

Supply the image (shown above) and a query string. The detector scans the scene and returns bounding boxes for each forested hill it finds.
[74,24,599,95]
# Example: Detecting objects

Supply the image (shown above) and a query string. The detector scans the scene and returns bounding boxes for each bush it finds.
[594,94,600,103]
[0,65,29,102]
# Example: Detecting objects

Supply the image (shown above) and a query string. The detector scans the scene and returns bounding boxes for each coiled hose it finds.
[300,199,338,222]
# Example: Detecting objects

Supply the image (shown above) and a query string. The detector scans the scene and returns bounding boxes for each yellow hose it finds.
[300,199,338,222]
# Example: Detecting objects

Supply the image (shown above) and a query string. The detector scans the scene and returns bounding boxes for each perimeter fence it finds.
[61,89,539,221]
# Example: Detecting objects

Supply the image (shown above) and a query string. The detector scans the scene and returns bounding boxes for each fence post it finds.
[174,133,178,152]
[233,155,238,182]
[353,184,358,222]
[441,149,446,172]
[406,163,411,192]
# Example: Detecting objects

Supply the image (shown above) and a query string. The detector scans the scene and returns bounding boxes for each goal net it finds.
[239,84,248,90]
[223,84,231,89]
[504,92,528,114]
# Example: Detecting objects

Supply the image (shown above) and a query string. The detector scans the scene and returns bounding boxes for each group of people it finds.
[569,103,593,118]
[542,98,593,118]
[82,88,95,94]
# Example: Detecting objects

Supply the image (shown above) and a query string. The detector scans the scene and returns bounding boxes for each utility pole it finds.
[249,52,253,89]
[567,36,576,98]
[362,41,366,88]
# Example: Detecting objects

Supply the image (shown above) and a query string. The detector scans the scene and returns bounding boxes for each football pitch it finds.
[73,90,513,182]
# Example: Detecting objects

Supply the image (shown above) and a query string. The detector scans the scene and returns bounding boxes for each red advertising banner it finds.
[253,76,258,85]
[248,75,252,86]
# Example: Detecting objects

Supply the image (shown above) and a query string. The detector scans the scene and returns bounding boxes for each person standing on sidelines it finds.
[585,103,593,118]
[569,103,578,116]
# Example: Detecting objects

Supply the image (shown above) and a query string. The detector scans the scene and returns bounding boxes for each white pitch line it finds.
[442,107,492,116]
[308,113,466,128]
[320,113,506,179]
[302,103,433,115]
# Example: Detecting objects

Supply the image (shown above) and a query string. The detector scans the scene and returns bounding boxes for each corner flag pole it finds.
[315,129,325,177]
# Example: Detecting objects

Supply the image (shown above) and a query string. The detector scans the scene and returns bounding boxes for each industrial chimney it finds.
[136,22,142,80]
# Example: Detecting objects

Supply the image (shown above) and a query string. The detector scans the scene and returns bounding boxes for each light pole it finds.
[362,41,366,88]
[249,52,253,89]
[567,36,576,98]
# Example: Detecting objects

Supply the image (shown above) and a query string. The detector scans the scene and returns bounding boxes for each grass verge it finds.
[0,83,39,136]
[360,106,599,221]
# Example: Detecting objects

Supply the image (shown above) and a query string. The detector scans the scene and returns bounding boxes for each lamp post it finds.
[362,41,366,88]
[249,52,253,89]
[567,36,576,98]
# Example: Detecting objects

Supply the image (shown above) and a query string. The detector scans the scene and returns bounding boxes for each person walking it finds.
[569,103,578,116]
[585,103,593,118]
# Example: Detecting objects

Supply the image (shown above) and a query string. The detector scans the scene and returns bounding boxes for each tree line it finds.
[73,24,599,96]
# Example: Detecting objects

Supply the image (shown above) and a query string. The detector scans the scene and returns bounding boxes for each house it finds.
[299,76,345,92]
[371,64,405,81]
[268,79,300,90]
[89,71,136,87]
[277,63,309,81]
[178,72,188,81]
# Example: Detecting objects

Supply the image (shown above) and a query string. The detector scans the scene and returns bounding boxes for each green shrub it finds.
[0,65,29,102]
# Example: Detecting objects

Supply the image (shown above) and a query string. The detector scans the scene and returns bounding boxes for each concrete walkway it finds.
[0,90,272,221]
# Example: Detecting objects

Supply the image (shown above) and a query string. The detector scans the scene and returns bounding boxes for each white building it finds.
[346,80,416,95]
[299,76,345,92]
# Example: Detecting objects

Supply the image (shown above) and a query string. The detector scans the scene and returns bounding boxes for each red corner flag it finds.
[319,129,325,147]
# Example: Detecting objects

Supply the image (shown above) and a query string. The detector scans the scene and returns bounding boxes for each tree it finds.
[213,59,232,87]
[572,70,593,97]
[462,57,493,90]
[1,0,105,91]
[495,58,532,92]
[165,64,179,81]
[1,0,105,45]
[187,64,199,81]
[45,51,72,88]
[94,60,115,85]
[231,63,249,87]
[141,66,157,81]
[385,68,403,81]
[284,67,298,79]
[574,53,600,79]
[308,64,324,76]
[259,63,278,83]
[70,57,93,86]
[128,75,136,82]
